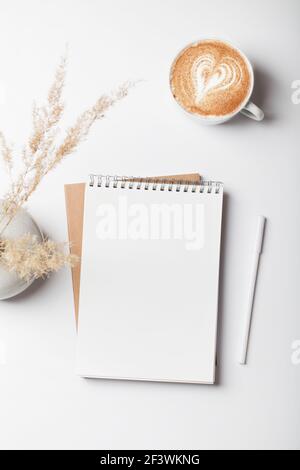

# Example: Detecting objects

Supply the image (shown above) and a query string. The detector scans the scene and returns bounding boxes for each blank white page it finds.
[77,178,223,384]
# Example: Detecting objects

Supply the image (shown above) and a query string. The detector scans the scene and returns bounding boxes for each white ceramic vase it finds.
[0,201,43,300]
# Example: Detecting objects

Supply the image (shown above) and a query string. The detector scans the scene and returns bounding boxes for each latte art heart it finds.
[170,40,251,117]
[193,54,242,103]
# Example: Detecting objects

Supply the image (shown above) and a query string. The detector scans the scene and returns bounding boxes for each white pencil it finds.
[239,216,266,365]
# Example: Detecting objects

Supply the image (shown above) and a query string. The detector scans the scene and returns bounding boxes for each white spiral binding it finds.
[88,174,222,194]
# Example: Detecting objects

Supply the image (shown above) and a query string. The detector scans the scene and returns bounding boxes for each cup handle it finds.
[240,101,264,121]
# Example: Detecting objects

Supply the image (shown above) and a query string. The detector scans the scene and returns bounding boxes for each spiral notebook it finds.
[77,175,223,384]
[65,173,201,324]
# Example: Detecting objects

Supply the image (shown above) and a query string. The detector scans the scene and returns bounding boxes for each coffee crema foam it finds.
[170,40,252,117]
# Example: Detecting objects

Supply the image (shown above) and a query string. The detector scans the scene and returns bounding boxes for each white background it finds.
[0,0,299,450]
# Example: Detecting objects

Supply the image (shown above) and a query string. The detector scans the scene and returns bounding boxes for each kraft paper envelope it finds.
[65,173,201,325]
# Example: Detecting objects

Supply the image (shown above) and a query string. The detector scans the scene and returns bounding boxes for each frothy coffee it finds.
[170,40,252,118]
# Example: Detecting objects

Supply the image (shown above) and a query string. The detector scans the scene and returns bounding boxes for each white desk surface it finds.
[0,0,299,450]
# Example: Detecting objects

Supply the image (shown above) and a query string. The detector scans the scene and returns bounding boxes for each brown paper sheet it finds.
[65,173,201,325]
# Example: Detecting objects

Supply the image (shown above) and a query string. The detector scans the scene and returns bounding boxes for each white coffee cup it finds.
[170,39,264,125]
